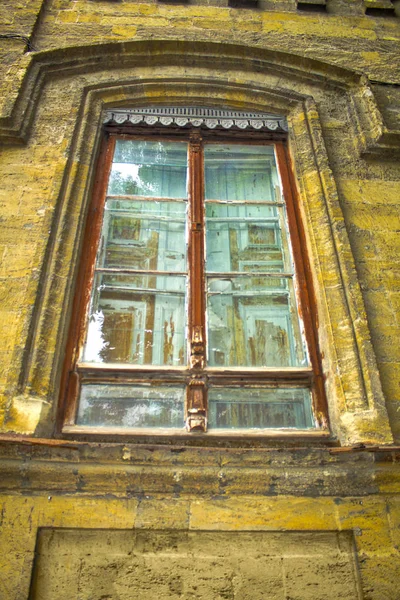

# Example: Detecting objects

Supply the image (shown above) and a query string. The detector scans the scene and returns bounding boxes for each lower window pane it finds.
[83,274,186,366]
[207,277,307,368]
[77,384,185,428]
[208,387,314,429]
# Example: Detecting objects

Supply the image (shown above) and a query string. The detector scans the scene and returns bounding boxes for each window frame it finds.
[59,123,328,438]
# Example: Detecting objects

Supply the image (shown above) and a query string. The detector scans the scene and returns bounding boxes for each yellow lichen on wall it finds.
[0,0,393,441]
[0,2,399,596]
[23,1,399,80]
[0,490,399,599]
[0,35,397,443]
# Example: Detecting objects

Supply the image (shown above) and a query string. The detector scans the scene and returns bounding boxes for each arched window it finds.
[62,108,327,435]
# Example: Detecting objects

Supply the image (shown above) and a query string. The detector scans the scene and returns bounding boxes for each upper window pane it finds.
[204,144,280,201]
[108,140,188,199]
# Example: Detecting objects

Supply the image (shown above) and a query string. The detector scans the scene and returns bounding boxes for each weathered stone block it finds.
[29,529,362,600]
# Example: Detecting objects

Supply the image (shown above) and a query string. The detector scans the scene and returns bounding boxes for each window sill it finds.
[61,425,333,448]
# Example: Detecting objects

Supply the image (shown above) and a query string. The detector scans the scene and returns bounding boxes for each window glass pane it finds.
[108,140,188,199]
[208,387,314,429]
[83,274,186,366]
[204,145,280,201]
[77,384,185,428]
[207,277,307,367]
[206,203,290,273]
[98,200,187,271]
[75,137,315,434]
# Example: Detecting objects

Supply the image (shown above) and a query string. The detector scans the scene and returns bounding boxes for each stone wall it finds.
[0,1,399,598]
[1,441,400,599]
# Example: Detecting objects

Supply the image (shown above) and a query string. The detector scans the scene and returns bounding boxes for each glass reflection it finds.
[99,200,187,271]
[78,384,185,428]
[206,203,289,273]
[83,274,186,366]
[208,387,314,429]
[108,140,188,199]
[205,144,280,201]
[207,277,307,368]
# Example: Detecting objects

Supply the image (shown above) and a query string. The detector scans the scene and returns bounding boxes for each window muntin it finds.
[204,144,308,370]
[82,140,189,368]
[66,130,322,434]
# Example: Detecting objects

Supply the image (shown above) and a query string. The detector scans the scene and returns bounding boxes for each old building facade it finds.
[0,0,400,597]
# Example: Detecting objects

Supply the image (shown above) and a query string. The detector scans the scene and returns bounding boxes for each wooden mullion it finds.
[187,132,206,354]
[186,131,208,431]
[274,142,329,427]
[188,133,206,335]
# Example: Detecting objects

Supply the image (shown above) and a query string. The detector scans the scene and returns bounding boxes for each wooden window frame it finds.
[59,123,328,438]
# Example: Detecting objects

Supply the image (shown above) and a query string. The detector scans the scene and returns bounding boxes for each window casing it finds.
[61,118,327,436]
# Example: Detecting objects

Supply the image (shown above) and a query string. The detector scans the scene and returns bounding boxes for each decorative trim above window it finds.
[103,107,288,132]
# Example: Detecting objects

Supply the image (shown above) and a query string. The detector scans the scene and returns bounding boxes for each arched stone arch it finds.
[2,40,392,445]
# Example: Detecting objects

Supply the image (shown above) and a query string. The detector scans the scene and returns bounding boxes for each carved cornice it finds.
[0,41,398,155]
[103,107,288,132]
